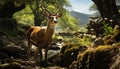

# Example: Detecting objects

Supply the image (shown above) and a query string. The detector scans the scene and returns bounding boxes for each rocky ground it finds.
[0,34,66,69]
[0,32,120,69]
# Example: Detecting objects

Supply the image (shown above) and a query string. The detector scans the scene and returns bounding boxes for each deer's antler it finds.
[55,1,63,17]
[40,0,51,16]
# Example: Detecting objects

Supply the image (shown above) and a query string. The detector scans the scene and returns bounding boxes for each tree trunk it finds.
[92,0,120,27]
[29,0,43,26]
[34,12,43,26]
[0,1,26,18]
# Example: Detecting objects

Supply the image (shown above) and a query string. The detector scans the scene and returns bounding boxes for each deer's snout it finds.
[53,16,57,23]
[54,21,57,23]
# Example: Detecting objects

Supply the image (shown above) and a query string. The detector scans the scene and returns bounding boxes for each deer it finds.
[26,2,62,63]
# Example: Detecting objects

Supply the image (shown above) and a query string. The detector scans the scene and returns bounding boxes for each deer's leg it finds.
[39,48,42,62]
[35,47,39,65]
[27,40,32,60]
[35,48,42,65]
[45,48,48,61]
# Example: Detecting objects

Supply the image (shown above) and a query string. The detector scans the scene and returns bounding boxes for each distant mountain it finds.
[70,11,91,26]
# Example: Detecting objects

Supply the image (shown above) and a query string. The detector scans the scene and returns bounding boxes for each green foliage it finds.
[13,5,34,25]
[80,35,92,46]
[56,11,80,31]
[57,30,92,46]
[103,19,113,36]
[14,5,80,31]
[13,0,76,29]
[69,37,91,46]
[25,0,71,26]
[40,0,71,7]
[1,0,80,36]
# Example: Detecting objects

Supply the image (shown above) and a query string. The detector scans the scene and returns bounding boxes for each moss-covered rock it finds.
[104,25,120,45]
[60,43,87,67]
[92,37,104,47]
[69,44,120,69]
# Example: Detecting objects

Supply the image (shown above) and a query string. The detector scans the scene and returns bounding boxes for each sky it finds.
[69,0,94,14]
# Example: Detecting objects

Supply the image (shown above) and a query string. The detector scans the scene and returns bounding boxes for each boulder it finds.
[60,44,87,67]
[69,44,120,69]
[3,45,25,58]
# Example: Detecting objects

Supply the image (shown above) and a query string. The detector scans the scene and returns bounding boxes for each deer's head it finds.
[40,2,62,24]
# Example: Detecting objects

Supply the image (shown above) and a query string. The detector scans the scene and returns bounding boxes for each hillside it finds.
[70,11,90,26]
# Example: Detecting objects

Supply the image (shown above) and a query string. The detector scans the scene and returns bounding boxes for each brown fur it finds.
[26,7,62,64]
[26,24,55,63]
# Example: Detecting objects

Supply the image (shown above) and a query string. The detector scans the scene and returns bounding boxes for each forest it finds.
[0,0,120,69]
